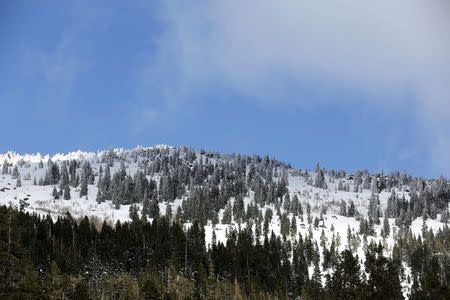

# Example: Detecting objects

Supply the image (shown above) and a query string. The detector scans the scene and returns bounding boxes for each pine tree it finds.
[280,213,290,236]
[222,201,232,224]
[404,205,413,226]
[165,203,173,220]
[48,161,60,185]
[96,188,103,204]
[290,216,297,238]
[11,165,20,179]
[314,168,327,189]
[382,214,390,238]
[233,194,245,223]
[303,263,323,299]
[79,173,88,198]
[129,204,140,222]
[290,194,299,216]
[347,201,356,217]
[421,217,428,239]
[441,209,449,223]
[59,161,69,189]
[328,250,362,299]
[149,196,160,219]
[52,187,59,200]
[2,159,8,174]
[365,244,402,299]
[16,176,22,188]
[63,185,71,200]
[102,164,111,199]
[339,200,347,216]
[368,193,380,224]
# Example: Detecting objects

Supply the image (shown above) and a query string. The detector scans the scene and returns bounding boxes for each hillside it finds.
[0,145,449,299]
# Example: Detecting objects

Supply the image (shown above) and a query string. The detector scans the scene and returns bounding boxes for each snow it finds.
[0,146,447,299]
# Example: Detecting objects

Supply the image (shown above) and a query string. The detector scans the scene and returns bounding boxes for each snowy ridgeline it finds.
[0,145,449,296]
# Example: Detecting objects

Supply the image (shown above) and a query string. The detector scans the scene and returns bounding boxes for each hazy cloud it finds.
[140,0,450,173]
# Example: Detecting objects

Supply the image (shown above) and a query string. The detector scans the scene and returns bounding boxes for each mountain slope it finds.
[1,145,449,298]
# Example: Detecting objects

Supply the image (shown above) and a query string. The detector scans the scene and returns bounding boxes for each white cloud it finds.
[141,0,450,173]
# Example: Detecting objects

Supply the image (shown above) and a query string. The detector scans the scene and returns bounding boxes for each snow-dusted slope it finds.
[0,146,448,297]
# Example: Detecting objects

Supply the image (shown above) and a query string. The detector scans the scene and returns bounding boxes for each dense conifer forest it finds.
[1,204,449,299]
[0,146,449,299]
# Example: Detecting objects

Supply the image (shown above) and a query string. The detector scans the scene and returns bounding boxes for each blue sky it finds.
[1,1,449,177]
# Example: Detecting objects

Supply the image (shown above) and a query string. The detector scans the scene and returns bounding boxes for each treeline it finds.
[1,206,449,299]
[4,147,450,229]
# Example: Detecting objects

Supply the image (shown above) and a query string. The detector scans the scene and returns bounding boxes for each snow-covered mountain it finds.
[1,145,448,297]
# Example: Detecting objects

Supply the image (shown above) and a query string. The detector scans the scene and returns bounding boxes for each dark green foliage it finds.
[365,243,403,299]
[1,205,449,299]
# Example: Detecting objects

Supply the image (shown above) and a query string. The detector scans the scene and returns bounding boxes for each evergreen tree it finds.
[165,203,173,220]
[368,193,380,224]
[233,194,245,223]
[327,250,363,299]
[222,202,232,224]
[339,200,347,216]
[149,196,160,219]
[129,204,140,222]
[79,173,88,198]
[441,209,449,223]
[347,201,356,218]
[16,177,21,188]
[290,216,297,238]
[365,244,402,299]
[11,165,20,179]
[96,188,104,204]
[314,168,327,189]
[290,194,300,216]
[52,187,59,200]
[2,159,8,174]
[382,214,390,238]
[63,185,71,200]
[102,164,111,199]
[59,161,69,189]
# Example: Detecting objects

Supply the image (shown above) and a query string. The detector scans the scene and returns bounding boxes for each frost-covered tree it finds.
[280,213,290,236]
[69,160,77,186]
[233,194,245,223]
[339,200,347,216]
[11,165,20,179]
[290,216,297,238]
[52,187,59,200]
[2,160,8,174]
[102,164,111,199]
[129,204,140,222]
[79,174,88,198]
[63,185,71,200]
[382,215,390,238]
[96,188,104,204]
[222,201,232,224]
[59,161,69,189]
[47,160,60,185]
[314,169,327,189]
[290,194,299,216]
[368,193,380,224]
[347,201,356,218]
